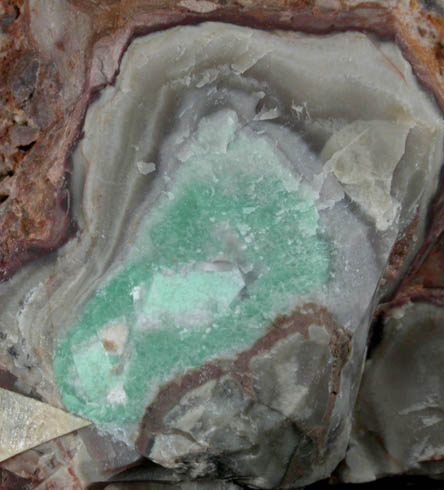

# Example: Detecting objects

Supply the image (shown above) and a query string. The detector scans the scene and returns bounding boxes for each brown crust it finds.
[136,304,351,463]
[0,467,33,490]
[0,0,444,282]
[379,213,420,300]
[380,166,444,311]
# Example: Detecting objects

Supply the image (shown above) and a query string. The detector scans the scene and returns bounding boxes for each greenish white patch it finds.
[143,268,245,327]
[54,110,331,429]
[72,340,116,400]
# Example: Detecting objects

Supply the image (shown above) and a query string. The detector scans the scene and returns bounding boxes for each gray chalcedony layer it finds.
[340,302,444,483]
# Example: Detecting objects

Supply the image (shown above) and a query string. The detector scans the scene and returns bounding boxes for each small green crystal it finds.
[54,110,331,428]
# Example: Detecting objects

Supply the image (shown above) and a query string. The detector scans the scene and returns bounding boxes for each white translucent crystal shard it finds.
[321,120,411,230]
[136,161,156,175]
[0,388,90,462]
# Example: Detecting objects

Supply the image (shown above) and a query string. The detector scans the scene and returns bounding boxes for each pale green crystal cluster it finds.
[54,110,330,427]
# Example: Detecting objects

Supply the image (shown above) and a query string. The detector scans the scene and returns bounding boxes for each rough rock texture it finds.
[0,0,444,282]
[0,1,444,490]
[339,302,444,482]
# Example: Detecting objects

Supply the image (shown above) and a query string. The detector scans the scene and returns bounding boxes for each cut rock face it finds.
[1,22,443,488]
[340,302,444,483]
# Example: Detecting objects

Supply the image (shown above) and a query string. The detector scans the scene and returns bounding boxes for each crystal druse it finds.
[55,108,331,426]
[2,22,443,488]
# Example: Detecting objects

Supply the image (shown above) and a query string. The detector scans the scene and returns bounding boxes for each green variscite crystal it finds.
[54,110,331,427]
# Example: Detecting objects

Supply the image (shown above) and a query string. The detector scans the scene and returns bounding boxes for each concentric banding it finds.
[52,23,443,437]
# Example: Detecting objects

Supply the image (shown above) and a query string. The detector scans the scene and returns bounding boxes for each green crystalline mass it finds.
[54,110,331,428]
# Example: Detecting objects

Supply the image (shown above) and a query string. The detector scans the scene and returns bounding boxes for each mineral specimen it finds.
[56,106,331,428]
